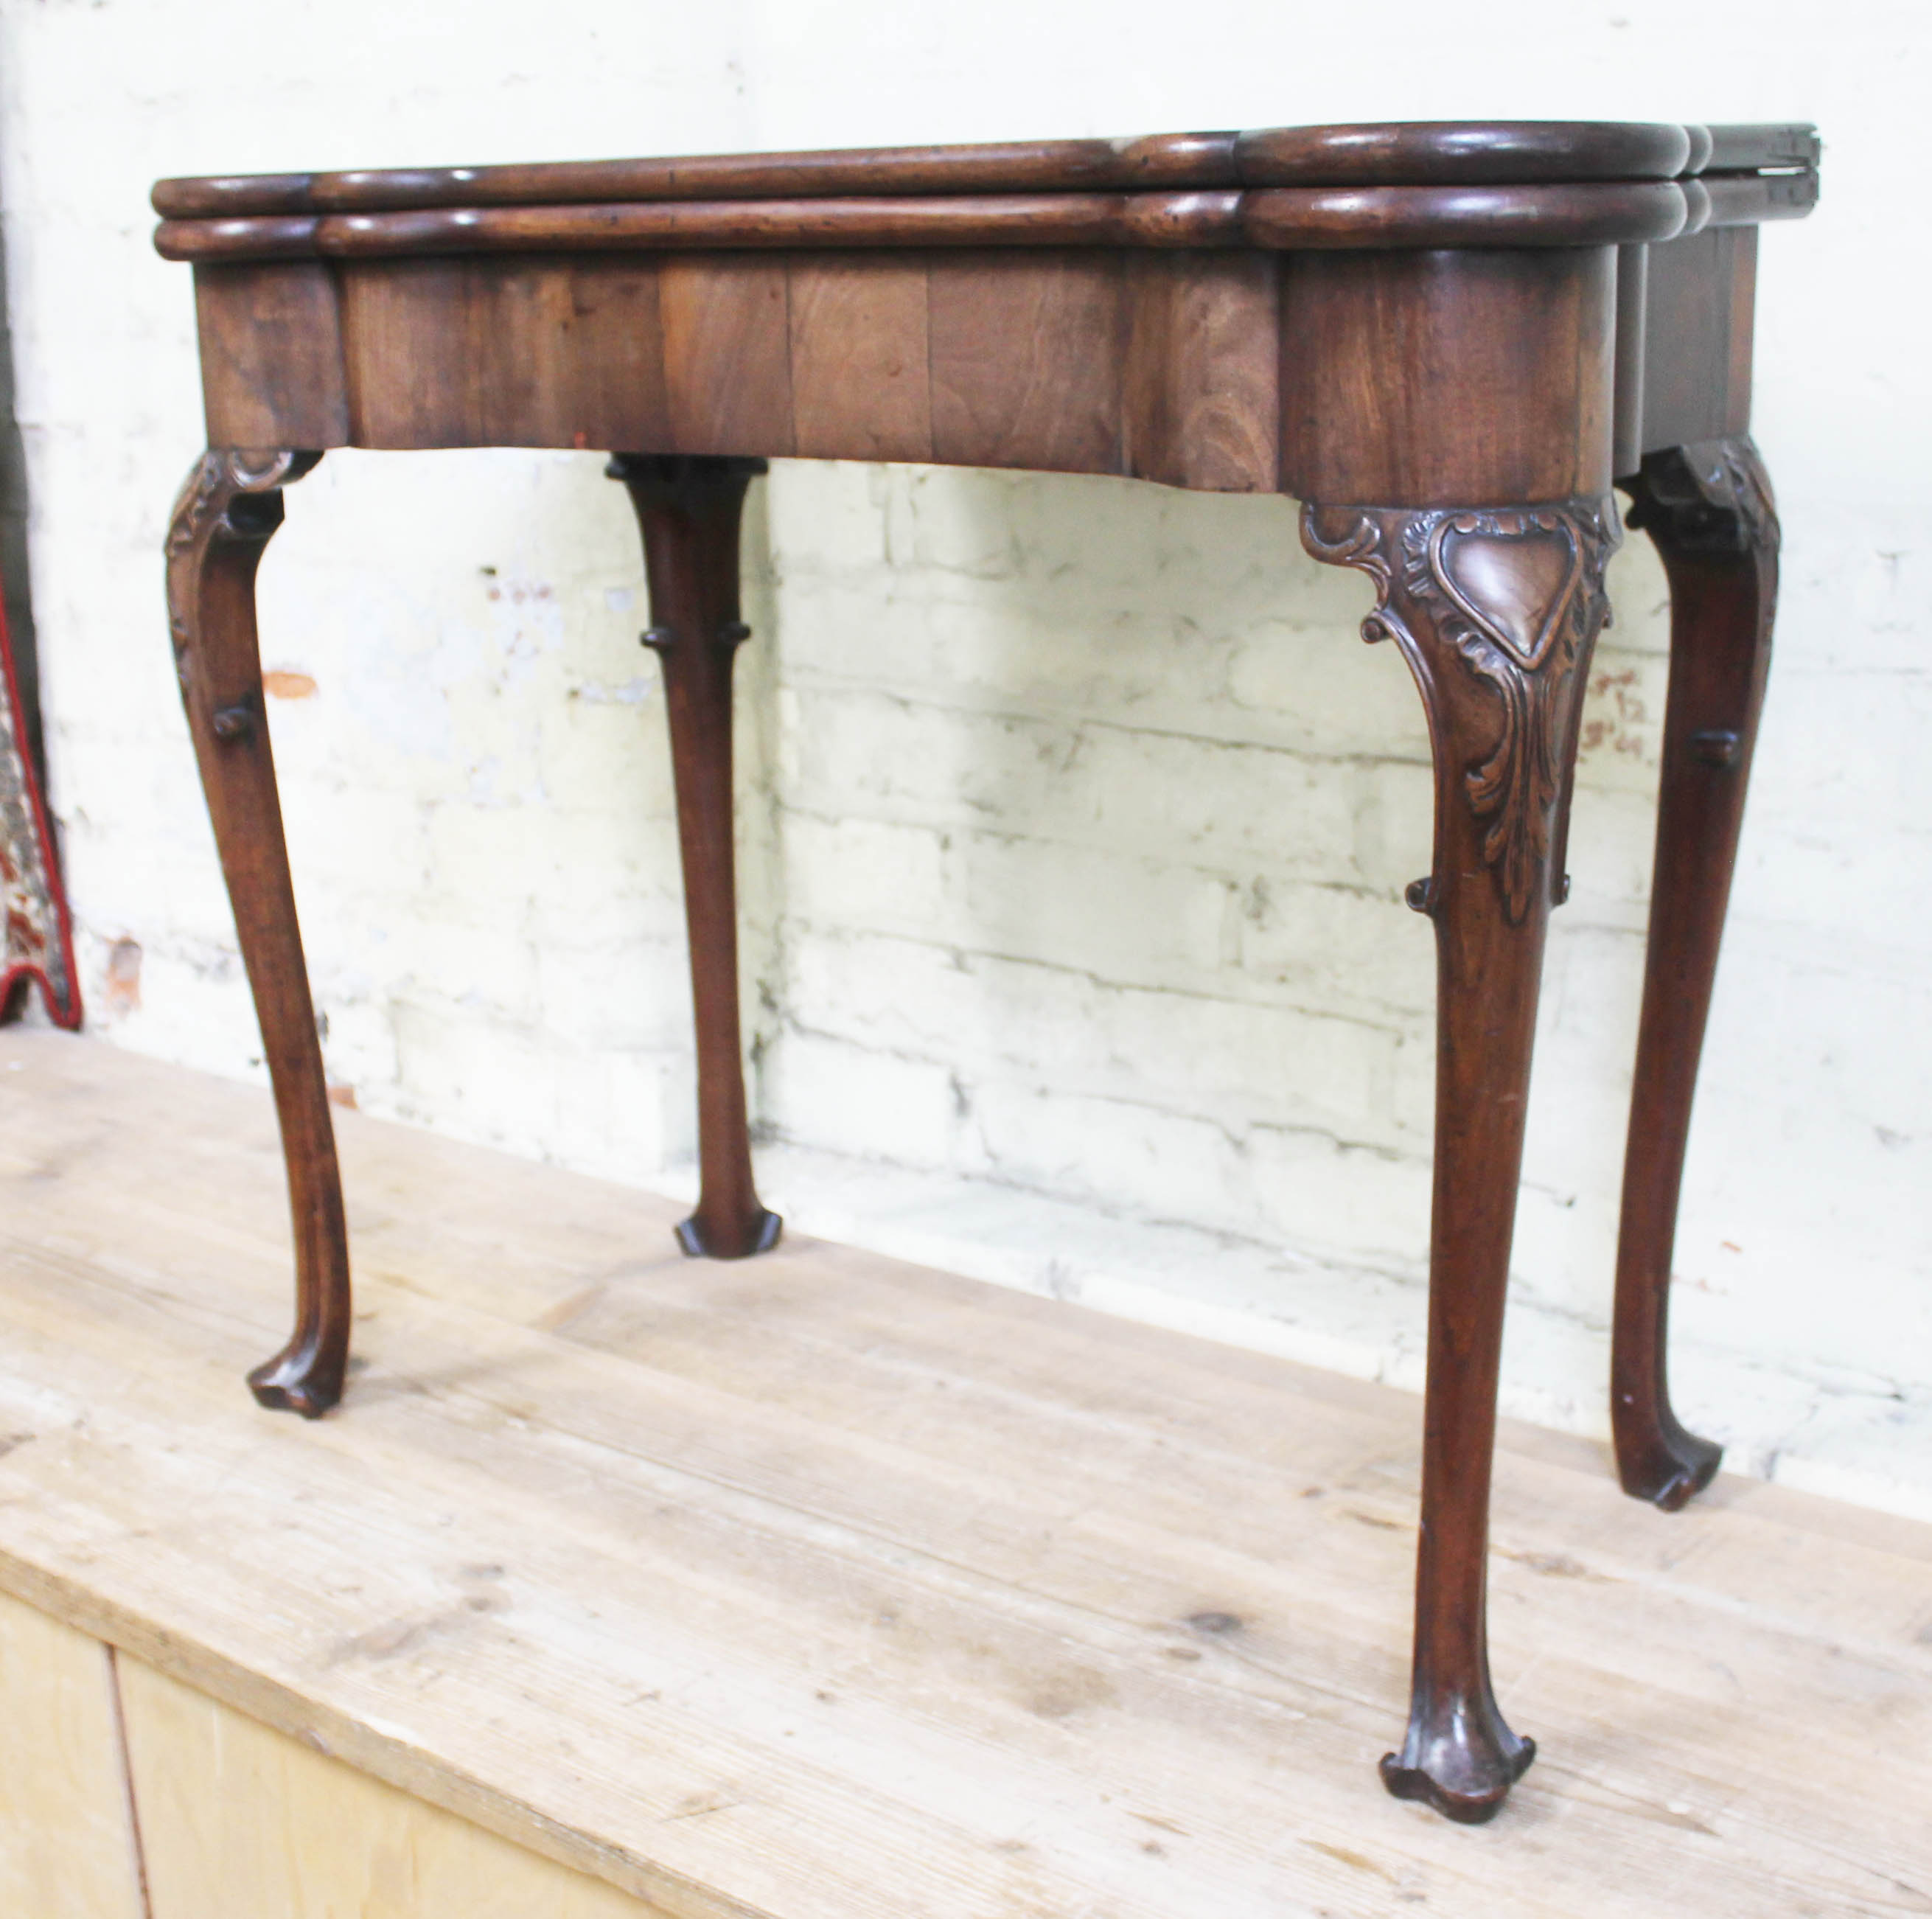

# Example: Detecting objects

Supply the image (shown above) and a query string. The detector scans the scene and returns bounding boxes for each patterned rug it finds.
[0,582,79,1026]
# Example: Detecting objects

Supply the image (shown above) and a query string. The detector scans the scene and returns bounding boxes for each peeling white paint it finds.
[1,0,1926,1518]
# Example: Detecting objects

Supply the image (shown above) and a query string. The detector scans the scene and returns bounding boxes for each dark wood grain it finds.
[184,234,1773,492]
[152,133,1244,217]
[154,119,1757,220]
[608,456,780,1261]
[787,257,935,463]
[928,251,1126,474]
[336,257,475,447]
[1236,119,1693,184]
[164,450,347,1418]
[1304,492,1619,1820]
[659,257,795,457]
[150,115,1819,1828]
[1613,437,1779,1510]
[1243,181,1687,250]
[473,260,673,450]
[243,195,1221,258]
[194,251,1288,478]
[1280,246,1616,506]
[536,260,674,453]
[161,215,321,261]
[1123,251,1280,491]
[336,257,677,450]
[194,262,349,450]
[155,180,1699,265]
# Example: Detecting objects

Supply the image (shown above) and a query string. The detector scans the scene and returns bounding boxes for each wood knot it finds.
[1690,728,1742,770]
[1185,1610,1243,1637]
[210,703,256,741]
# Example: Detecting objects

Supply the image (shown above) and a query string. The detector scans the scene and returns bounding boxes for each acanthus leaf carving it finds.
[1623,434,1776,558]
[1303,495,1619,926]
[165,448,321,697]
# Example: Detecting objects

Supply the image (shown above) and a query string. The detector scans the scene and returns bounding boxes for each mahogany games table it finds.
[152,119,1819,1822]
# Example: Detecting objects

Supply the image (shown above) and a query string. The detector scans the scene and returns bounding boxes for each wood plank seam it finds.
[105,1644,157,1919]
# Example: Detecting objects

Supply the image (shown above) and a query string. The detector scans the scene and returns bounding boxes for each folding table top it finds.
[155,119,1821,214]
[153,121,1819,262]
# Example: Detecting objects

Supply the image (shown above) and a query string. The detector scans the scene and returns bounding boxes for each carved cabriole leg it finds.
[607,455,780,1261]
[1611,437,1779,1509]
[1303,495,1620,1822]
[166,449,348,1417]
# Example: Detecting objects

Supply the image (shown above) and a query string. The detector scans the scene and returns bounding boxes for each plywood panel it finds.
[928,250,1126,474]
[787,256,933,462]
[0,1589,146,1919]
[119,1657,667,1919]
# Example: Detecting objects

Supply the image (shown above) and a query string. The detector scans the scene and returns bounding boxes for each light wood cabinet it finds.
[1,1593,659,1919]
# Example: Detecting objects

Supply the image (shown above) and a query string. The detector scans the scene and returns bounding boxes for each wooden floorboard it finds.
[0,1027,1928,1918]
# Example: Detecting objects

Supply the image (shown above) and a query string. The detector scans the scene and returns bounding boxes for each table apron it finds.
[191,237,1748,503]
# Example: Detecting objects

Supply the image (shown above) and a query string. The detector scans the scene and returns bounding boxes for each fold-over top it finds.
[151,121,1821,265]
[154,118,1818,216]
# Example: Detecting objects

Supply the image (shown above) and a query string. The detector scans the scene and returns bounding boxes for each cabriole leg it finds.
[1304,495,1619,1821]
[1611,437,1779,1509]
[166,449,348,1416]
[608,455,779,1261]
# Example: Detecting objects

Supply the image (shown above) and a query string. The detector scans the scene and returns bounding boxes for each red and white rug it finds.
[0,584,79,1027]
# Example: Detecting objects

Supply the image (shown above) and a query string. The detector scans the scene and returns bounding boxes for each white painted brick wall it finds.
[1,0,1926,1516]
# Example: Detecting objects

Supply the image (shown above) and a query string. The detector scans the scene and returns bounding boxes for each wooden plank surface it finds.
[0,1028,1928,1918]
[118,1655,666,1918]
[0,1588,147,1919]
